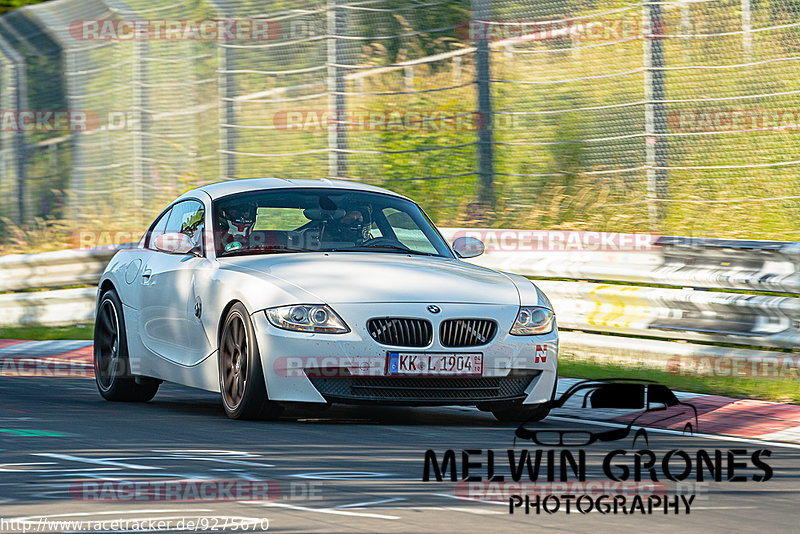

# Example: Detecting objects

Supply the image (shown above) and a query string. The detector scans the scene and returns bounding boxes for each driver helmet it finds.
[335,204,370,242]
[222,202,256,235]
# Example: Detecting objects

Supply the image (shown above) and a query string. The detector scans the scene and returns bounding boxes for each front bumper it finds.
[251,302,558,406]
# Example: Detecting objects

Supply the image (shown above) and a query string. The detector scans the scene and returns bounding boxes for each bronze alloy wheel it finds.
[220,310,249,410]
[218,302,283,420]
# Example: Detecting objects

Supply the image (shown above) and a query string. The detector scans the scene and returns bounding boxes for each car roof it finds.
[177,177,409,202]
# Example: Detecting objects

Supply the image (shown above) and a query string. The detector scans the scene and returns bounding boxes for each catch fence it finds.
[0,0,798,249]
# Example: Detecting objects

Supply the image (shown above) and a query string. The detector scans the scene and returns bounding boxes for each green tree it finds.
[0,1,47,15]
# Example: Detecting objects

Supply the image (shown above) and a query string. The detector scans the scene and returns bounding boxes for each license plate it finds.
[386,352,483,376]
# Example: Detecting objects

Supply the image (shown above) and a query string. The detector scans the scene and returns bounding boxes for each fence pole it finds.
[0,35,27,225]
[12,55,26,225]
[219,36,236,180]
[474,0,495,214]
[132,39,148,224]
[742,0,752,58]
[680,1,690,35]
[644,0,668,228]
[327,0,347,179]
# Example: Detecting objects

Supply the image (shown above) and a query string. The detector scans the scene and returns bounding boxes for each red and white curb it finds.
[2,340,799,444]
[553,378,800,445]
[0,339,93,377]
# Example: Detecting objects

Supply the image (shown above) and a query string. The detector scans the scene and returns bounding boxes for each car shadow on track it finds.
[130,382,522,427]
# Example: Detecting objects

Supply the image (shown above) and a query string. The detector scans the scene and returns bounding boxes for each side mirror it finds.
[452,236,485,259]
[154,232,197,255]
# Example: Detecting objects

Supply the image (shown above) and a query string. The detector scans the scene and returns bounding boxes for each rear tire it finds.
[94,289,159,402]
[219,303,283,420]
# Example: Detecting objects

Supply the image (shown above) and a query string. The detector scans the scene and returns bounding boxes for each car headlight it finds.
[510,306,555,335]
[266,305,349,334]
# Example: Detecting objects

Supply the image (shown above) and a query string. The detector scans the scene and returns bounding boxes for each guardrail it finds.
[0,245,127,292]
[440,229,800,372]
[1,229,797,375]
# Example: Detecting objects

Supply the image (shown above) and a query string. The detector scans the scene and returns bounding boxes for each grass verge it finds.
[0,324,94,341]
[561,358,800,405]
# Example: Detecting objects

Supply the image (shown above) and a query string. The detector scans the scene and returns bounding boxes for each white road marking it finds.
[244,501,399,520]
[82,454,274,467]
[690,506,759,510]
[40,471,209,479]
[34,453,160,470]
[232,472,263,481]
[289,471,394,480]
[0,462,57,470]
[433,493,505,506]
[162,457,275,467]
[2,466,117,473]
[367,504,501,516]
[441,506,503,515]
[152,449,260,456]
[335,498,405,508]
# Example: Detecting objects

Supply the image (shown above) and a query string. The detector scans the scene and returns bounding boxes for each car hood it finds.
[218,252,521,305]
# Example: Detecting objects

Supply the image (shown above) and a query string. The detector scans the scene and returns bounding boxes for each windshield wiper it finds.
[331,245,438,256]
[219,246,313,257]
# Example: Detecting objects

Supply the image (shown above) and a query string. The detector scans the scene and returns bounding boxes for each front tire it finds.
[219,303,283,420]
[94,289,159,402]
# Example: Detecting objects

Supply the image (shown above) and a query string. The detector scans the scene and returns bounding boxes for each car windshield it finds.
[213,188,453,258]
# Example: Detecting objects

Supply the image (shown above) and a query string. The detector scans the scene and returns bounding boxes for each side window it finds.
[166,200,206,253]
[146,208,171,250]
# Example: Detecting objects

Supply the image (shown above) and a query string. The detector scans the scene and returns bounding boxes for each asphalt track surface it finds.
[0,376,799,533]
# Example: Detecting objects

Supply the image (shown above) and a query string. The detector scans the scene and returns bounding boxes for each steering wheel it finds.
[361,236,410,249]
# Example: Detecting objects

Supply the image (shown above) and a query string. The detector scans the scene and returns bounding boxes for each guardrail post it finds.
[474,0,495,216]
[327,0,347,179]
[644,0,668,228]
[0,34,27,225]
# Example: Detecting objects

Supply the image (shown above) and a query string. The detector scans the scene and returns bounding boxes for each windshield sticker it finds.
[225,241,243,252]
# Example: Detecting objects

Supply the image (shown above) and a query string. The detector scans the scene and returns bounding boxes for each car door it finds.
[138,199,212,366]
